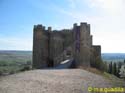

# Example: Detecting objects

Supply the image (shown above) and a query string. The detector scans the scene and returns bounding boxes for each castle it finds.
[32,22,101,69]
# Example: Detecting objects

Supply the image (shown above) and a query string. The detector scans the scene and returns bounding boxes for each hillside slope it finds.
[0,69,112,93]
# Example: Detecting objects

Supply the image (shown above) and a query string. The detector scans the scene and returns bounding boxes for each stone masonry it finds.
[32,22,101,69]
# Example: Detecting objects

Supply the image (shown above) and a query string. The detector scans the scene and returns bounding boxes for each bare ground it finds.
[0,69,112,93]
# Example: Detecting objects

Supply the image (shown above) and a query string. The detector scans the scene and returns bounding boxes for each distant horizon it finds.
[0,50,125,54]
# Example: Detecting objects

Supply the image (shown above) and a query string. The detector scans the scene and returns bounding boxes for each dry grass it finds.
[78,66,103,75]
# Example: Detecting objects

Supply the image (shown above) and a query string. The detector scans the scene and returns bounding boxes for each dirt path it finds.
[0,69,112,93]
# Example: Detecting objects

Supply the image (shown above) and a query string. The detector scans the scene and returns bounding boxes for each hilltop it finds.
[0,69,116,93]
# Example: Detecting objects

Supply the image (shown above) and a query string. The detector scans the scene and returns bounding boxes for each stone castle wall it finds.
[32,22,101,69]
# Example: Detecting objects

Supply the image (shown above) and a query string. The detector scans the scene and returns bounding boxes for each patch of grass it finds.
[103,72,125,87]
[103,72,111,79]
[0,66,19,75]
[102,72,125,87]
[20,65,32,71]
[79,66,125,87]
[0,64,32,75]
[0,51,32,76]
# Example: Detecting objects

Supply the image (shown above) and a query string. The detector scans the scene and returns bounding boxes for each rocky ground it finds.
[0,69,113,93]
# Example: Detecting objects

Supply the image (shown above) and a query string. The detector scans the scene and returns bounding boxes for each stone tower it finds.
[32,25,49,68]
[73,22,92,67]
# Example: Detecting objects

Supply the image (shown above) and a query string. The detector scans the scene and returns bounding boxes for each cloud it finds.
[88,0,124,15]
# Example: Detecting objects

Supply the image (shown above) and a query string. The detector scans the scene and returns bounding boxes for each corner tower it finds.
[32,25,49,68]
[73,22,92,67]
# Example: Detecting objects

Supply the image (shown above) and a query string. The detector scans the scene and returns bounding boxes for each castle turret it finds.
[48,27,52,32]
[33,24,49,68]
[80,22,90,66]
[73,22,91,67]
[87,24,90,35]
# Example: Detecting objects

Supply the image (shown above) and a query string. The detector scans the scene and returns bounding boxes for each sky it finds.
[0,0,125,53]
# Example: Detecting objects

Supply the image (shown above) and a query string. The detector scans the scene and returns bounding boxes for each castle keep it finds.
[33,22,101,69]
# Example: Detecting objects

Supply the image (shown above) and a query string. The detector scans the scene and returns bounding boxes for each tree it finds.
[119,65,125,80]
[113,62,117,76]
[117,62,122,77]
[124,59,125,64]
[94,56,106,71]
[108,62,112,74]
[103,62,108,72]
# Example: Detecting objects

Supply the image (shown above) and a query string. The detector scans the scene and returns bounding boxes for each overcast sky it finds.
[0,0,125,53]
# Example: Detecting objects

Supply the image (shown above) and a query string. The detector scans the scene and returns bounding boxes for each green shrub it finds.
[9,70,15,74]
[0,70,2,75]
[20,66,31,71]
[92,56,108,72]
